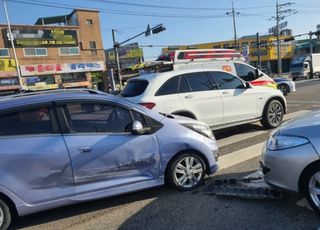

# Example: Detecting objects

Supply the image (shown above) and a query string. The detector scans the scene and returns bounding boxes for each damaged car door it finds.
[58,102,160,195]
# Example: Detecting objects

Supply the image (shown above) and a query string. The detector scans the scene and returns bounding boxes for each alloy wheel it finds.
[308,171,320,208]
[173,156,204,189]
[268,102,283,126]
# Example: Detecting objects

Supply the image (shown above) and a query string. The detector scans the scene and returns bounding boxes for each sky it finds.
[0,0,319,61]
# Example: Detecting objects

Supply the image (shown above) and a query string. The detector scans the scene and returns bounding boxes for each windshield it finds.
[290,63,303,69]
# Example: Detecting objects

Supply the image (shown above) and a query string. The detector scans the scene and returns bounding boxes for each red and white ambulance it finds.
[128,49,277,89]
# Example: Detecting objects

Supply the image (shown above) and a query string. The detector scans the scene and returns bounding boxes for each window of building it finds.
[24,48,47,56]
[0,78,19,86]
[59,47,80,55]
[86,19,93,25]
[25,75,55,86]
[0,48,9,57]
[61,72,86,83]
[91,50,97,55]
[89,41,96,49]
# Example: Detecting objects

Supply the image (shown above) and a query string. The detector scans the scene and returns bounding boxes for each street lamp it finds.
[112,24,166,87]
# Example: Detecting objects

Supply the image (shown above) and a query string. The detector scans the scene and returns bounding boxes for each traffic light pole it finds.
[112,29,122,87]
[112,24,165,88]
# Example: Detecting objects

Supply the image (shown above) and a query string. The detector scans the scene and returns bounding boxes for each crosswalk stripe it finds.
[218,142,264,170]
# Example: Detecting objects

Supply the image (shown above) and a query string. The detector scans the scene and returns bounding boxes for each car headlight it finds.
[181,123,215,140]
[266,135,309,150]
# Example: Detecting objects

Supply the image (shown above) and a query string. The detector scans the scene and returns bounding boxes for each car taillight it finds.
[139,103,156,109]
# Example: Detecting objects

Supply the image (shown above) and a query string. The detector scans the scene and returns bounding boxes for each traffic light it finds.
[113,69,119,81]
[152,24,166,34]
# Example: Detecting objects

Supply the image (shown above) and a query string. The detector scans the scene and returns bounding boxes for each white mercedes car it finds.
[120,68,287,130]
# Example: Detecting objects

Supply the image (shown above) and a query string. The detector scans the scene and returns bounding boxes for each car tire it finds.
[277,84,289,96]
[260,100,284,129]
[0,199,11,230]
[166,152,206,191]
[301,163,320,216]
[292,77,296,81]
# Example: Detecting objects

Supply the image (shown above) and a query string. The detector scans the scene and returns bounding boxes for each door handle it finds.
[222,91,230,95]
[185,95,194,99]
[78,146,93,153]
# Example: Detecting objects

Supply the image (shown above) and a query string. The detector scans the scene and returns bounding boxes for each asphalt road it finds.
[9,77,320,230]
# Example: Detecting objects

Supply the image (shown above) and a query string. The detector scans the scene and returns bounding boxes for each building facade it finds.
[0,9,107,95]
[162,33,294,75]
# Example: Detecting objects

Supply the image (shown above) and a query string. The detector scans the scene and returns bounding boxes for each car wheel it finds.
[301,163,320,216]
[277,84,288,96]
[260,100,284,129]
[292,77,296,81]
[0,199,11,230]
[166,152,206,191]
[93,104,102,112]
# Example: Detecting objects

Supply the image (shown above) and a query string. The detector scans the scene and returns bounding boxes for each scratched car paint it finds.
[0,89,219,230]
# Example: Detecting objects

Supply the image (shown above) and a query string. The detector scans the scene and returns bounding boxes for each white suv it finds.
[120,68,287,130]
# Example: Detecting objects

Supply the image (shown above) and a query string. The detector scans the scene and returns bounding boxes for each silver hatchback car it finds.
[0,89,219,230]
[261,109,320,215]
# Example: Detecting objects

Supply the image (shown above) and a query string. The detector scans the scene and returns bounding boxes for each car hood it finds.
[276,110,320,137]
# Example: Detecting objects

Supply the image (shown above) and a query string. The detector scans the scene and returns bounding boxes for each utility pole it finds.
[256,32,261,69]
[309,31,313,55]
[112,29,122,85]
[276,1,281,77]
[2,0,23,90]
[226,2,240,50]
[274,1,297,77]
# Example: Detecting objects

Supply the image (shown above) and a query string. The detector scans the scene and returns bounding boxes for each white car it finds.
[273,78,296,96]
[120,68,287,130]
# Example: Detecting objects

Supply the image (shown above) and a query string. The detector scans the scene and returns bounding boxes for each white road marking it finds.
[218,142,264,171]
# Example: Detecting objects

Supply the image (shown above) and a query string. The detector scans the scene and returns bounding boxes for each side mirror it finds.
[131,120,151,135]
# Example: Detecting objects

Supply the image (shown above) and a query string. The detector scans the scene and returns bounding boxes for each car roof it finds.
[0,89,124,110]
[128,68,234,82]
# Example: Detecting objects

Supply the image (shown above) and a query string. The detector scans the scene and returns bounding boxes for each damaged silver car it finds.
[0,89,219,230]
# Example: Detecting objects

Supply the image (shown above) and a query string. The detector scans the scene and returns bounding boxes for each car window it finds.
[184,72,214,92]
[157,75,179,96]
[234,63,256,81]
[121,80,148,97]
[179,75,191,93]
[208,71,244,89]
[64,103,146,133]
[0,106,53,136]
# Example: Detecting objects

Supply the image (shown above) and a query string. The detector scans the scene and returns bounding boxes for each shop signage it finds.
[20,61,105,76]
[91,71,103,82]
[0,59,16,71]
[3,29,78,47]
[63,81,89,88]
[28,84,59,91]
[108,49,143,59]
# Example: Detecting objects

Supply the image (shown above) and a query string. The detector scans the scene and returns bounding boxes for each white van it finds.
[129,49,277,89]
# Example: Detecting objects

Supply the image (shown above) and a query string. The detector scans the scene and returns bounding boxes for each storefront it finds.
[20,61,105,91]
[0,59,20,95]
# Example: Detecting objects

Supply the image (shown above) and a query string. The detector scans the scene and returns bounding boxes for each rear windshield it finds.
[121,80,148,97]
